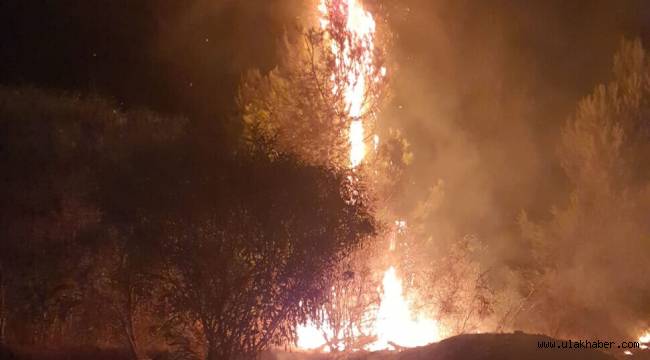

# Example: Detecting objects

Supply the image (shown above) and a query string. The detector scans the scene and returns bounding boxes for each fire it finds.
[296,316,333,352]
[640,331,650,350]
[296,266,440,352]
[641,332,650,343]
[620,330,650,356]
[368,221,440,350]
[317,0,382,168]
[370,267,440,350]
[296,0,440,353]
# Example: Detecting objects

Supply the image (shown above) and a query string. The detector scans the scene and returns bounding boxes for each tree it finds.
[237,4,416,352]
[160,153,375,359]
[0,86,110,347]
[239,1,389,171]
[315,244,382,352]
[84,229,151,360]
[417,235,495,335]
[87,107,190,359]
[0,86,187,355]
[518,40,650,339]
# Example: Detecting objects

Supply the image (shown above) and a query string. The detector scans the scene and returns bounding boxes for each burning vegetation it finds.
[244,0,440,351]
[1,0,650,360]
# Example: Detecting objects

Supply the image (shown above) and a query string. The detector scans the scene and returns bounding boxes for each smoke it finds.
[374,0,650,337]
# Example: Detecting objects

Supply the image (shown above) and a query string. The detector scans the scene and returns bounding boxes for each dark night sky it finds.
[0,0,301,124]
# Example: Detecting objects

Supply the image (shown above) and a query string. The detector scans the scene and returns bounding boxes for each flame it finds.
[640,331,650,344]
[640,331,650,350]
[318,0,382,168]
[620,331,650,356]
[297,266,440,352]
[296,317,333,352]
[296,1,440,352]
[296,219,440,352]
[368,221,440,350]
[369,267,440,350]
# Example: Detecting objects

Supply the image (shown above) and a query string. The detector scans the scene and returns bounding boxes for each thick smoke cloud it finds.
[383,0,645,234]
[376,0,650,337]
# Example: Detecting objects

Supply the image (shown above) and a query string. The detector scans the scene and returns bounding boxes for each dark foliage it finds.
[0,86,375,359]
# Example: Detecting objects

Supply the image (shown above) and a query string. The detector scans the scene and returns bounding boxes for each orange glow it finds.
[349,120,366,168]
[296,316,333,352]
[368,266,440,350]
[296,1,439,352]
[296,220,441,352]
[640,331,650,343]
[640,331,650,350]
[296,266,441,352]
[317,0,383,168]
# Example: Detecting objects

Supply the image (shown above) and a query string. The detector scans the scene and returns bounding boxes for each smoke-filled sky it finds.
[378,0,650,337]
[379,0,650,252]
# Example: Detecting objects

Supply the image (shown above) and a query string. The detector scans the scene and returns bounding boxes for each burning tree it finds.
[300,245,383,352]
[239,0,444,352]
[239,0,389,170]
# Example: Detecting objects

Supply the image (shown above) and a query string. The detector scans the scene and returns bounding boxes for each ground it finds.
[269,333,645,360]
[4,333,649,360]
